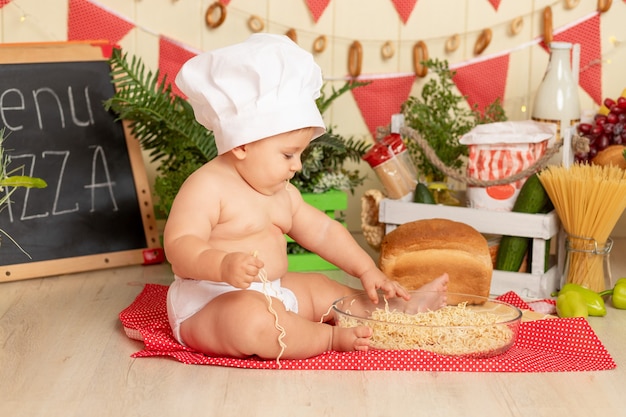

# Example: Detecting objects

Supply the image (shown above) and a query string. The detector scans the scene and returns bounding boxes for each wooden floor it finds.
[2,239,626,417]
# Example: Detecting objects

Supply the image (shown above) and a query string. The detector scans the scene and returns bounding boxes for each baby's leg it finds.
[179,290,371,360]
[281,271,359,322]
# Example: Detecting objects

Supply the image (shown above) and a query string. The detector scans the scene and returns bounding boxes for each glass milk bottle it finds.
[531,42,581,166]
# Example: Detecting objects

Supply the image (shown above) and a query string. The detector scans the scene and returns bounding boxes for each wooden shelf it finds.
[379,199,561,298]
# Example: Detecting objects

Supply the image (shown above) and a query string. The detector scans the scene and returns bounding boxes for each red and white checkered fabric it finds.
[120,284,615,371]
[466,140,548,189]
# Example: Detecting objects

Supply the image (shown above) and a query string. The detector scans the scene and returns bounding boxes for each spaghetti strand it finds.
[253,251,287,368]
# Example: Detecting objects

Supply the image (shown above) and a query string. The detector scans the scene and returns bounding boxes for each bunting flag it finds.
[68,0,135,44]
[488,0,502,11]
[158,37,199,99]
[95,41,117,59]
[351,74,416,138]
[547,13,603,105]
[58,0,605,121]
[305,0,332,23]
[0,0,12,9]
[390,0,418,24]
[452,53,510,115]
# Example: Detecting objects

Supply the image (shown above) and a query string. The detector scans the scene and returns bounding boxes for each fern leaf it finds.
[104,49,217,169]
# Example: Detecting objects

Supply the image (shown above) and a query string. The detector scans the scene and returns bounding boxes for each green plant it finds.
[0,128,47,257]
[290,126,370,194]
[292,81,371,194]
[104,49,370,215]
[104,49,216,216]
[402,58,507,182]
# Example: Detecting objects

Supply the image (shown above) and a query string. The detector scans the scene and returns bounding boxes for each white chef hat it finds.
[175,33,326,155]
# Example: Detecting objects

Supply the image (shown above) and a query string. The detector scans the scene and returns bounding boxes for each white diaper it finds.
[166,275,298,345]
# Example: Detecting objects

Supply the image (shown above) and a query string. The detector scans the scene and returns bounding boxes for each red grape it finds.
[611,104,626,115]
[578,123,592,134]
[614,123,624,137]
[575,94,626,164]
[591,125,603,136]
[597,134,610,150]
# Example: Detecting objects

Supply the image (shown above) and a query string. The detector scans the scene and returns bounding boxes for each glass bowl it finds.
[332,291,522,358]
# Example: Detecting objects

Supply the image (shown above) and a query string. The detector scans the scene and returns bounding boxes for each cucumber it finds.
[413,182,436,204]
[496,236,530,272]
[510,173,549,213]
[495,173,551,272]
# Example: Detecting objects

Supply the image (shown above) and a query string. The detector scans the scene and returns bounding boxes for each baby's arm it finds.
[163,169,262,287]
[288,194,409,303]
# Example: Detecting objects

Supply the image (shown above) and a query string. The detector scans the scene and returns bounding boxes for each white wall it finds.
[2,0,625,238]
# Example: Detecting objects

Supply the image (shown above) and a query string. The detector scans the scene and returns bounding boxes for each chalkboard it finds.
[0,43,161,281]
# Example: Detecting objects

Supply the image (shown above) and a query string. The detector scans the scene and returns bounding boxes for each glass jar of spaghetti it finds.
[563,235,613,293]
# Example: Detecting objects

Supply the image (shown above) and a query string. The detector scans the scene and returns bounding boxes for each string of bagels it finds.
[203,0,614,78]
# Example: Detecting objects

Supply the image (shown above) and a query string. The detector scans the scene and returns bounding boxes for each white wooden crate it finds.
[379,199,561,299]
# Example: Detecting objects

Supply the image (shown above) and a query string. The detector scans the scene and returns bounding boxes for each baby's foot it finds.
[405,273,449,313]
[331,325,372,352]
[419,273,449,293]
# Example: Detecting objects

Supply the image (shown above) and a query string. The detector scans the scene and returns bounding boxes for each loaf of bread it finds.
[379,218,492,297]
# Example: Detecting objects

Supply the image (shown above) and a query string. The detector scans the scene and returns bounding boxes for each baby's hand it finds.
[219,252,264,289]
[360,268,410,304]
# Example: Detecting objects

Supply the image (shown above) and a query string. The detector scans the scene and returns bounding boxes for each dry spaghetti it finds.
[538,164,626,291]
[338,302,515,357]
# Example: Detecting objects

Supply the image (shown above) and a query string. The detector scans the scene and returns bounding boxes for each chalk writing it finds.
[0,60,149,267]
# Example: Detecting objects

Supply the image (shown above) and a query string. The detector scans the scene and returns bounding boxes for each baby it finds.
[165,34,448,361]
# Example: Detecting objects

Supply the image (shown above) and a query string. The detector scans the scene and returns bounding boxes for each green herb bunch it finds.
[402,58,506,182]
[104,49,370,216]
[291,125,370,194]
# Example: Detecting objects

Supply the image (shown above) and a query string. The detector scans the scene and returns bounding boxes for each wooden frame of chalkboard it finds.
[0,42,162,282]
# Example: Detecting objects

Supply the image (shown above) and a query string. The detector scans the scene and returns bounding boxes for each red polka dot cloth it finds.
[119,284,616,371]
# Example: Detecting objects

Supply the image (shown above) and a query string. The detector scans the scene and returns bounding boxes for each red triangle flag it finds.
[488,0,502,11]
[68,0,135,43]
[390,0,418,24]
[352,75,416,138]
[305,0,331,23]
[0,1,12,9]
[452,53,510,115]
[158,36,199,99]
[542,13,603,105]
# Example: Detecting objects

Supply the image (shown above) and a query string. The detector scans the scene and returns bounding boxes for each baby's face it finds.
[239,128,314,195]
